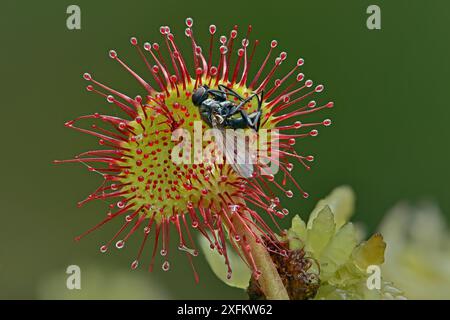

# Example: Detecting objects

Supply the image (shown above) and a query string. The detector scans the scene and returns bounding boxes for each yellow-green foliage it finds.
[202,186,406,299]
[287,186,404,299]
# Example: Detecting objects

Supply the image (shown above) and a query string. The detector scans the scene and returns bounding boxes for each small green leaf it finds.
[199,236,251,289]
[319,223,358,280]
[306,206,335,257]
[308,186,355,230]
[291,214,307,240]
[287,214,307,250]
[352,233,386,270]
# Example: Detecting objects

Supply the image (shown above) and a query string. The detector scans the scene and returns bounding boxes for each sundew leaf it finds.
[306,206,336,257]
[199,236,251,289]
[319,223,358,280]
[308,186,355,230]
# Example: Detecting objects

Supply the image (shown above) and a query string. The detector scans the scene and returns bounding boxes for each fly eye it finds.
[192,87,207,106]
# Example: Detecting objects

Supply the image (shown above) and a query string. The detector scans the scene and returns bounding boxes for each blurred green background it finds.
[1,0,449,299]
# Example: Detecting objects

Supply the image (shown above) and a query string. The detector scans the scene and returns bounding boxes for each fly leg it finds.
[217,84,245,101]
[237,90,263,131]
[207,89,227,101]
[238,109,262,131]
[226,93,258,117]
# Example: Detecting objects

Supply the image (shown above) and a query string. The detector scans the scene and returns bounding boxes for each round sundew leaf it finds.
[57,17,339,287]
[319,222,358,281]
[199,236,251,289]
[306,205,336,257]
[352,233,386,271]
[307,186,355,230]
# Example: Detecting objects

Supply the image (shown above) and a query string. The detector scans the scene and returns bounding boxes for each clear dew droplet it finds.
[100,245,108,253]
[229,204,240,212]
[160,249,167,256]
[109,50,117,59]
[178,244,197,256]
[83,72,92,81]
[116,240,125,249]
[162,261,170,271]
[285,190,294,198]
[268,201,276,211]
[131,260,139,270]
[227,272,232,280]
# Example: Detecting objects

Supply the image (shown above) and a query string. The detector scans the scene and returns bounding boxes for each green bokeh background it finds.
[1,0,449,299]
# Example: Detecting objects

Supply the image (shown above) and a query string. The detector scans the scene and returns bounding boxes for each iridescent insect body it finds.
[192,85,264,178]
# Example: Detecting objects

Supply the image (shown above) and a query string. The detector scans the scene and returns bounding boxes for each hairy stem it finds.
[234,212,289,300]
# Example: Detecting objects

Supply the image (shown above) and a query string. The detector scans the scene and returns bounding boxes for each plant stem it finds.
[234,213,289,300]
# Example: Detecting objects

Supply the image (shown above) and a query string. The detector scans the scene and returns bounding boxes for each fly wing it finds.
[211,124,254,179]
